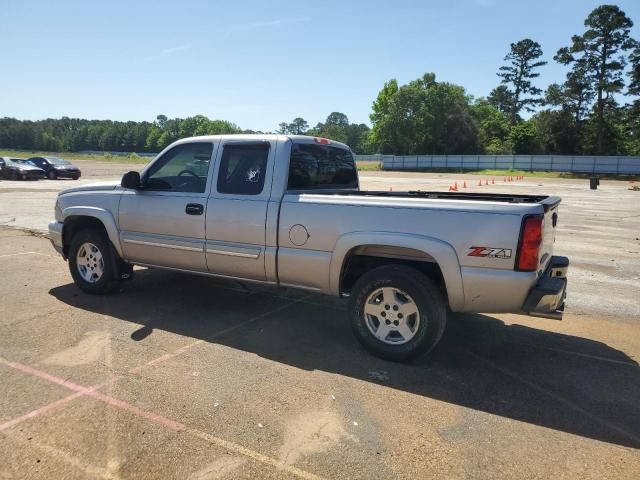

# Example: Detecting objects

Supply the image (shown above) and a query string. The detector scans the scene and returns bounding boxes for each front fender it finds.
[62,206,123,257]
[329,231,465,311]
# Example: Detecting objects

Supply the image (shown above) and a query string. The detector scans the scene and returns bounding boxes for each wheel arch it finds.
[330,232,465,311]
[61,207,122,258]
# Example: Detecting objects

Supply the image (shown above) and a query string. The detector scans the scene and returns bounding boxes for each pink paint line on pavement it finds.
[0,338,201,433]
[88,390,184,431]
[0,391,85,432]
[2,361,185,433]
[128,339,203,374]
[0,295,307,434]
[7,361,93,393]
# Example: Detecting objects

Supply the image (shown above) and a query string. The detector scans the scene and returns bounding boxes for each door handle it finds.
[185,203,204,215]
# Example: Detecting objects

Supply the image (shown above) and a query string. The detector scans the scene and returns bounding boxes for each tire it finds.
[349,265,447,361]
[68,228,119,294]
[48,170,57,180]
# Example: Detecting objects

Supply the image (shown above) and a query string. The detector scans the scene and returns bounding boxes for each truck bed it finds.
[309,190,561,211]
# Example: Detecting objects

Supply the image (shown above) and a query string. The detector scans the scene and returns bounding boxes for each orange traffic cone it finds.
[478,179,483,186]
[492,178,495,184]
[503,177,507,182]
[449,184,458,191]
[463,181,467,188]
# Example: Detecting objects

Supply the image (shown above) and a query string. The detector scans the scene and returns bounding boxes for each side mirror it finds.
[121,171,141,189]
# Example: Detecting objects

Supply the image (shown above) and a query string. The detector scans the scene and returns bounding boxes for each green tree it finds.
[325,112,349,127]
[470,99,511,154]
[487,85,515,115]
[545,68,594,124]
[368,73,479,155]
[534,110,582,154]
[498,38,547,125]
[370,79,399,124]
[509,120,540,154]
[276,117,309,134]
[307,113,371,153]
[555,5,635,153]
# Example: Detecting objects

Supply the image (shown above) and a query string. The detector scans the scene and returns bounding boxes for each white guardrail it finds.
[355,154,640,174]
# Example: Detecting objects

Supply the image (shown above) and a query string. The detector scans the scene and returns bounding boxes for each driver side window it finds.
[144,142,213,193]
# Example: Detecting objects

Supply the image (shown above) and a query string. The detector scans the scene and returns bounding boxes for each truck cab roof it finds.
[172,134,351,151]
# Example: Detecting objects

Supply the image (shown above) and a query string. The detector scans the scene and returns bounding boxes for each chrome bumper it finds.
[48,220,65,258]
[522,256,568,320]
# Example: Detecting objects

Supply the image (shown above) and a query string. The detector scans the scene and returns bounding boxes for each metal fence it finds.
[354,154,640,174]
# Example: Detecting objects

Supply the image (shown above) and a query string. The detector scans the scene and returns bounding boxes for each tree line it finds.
[1,5,639,156]
[0,115,242,154]
[282,5,640,156]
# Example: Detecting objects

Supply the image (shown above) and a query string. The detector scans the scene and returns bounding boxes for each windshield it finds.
[46,157,70,165]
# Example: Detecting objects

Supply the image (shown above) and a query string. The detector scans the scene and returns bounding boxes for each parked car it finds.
[28,156,81,180]
[0,157,46,180]
[48,134,568,361]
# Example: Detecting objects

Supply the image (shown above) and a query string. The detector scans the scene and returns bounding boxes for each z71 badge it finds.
[468,247,513,259]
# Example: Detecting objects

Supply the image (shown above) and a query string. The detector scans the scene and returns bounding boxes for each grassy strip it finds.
[382,167,638,181]
[4,149,382,171]
[356,161,382,171]
[0,149,151,164]
[2,150,635,179]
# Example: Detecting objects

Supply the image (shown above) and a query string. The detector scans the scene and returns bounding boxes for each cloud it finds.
[161,43,193,55]
[143,43,193,62]
[217,17,310,34]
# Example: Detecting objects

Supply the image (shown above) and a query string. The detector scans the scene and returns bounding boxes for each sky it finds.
[2,0,640,132]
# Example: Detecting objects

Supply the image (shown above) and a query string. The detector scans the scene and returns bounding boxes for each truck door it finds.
[205,140,275,281]
[119,141,216,271]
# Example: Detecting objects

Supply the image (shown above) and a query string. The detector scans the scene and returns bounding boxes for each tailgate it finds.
[539,197,561,272]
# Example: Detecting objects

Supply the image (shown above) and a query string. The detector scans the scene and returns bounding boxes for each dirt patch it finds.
[278,408,358,467]
[44,331,110,366]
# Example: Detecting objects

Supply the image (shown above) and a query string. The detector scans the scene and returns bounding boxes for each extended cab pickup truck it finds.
[49,135,568,360]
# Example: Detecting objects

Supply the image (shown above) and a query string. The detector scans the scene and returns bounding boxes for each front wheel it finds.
[68,228,119,294]
[48,170,57,180]
[349,265,446,361]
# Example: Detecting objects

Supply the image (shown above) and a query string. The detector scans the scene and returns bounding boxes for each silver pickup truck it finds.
[49,134,568,360]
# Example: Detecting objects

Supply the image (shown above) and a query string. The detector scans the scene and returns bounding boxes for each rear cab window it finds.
[287,143,357,191]
[217,143,270,195]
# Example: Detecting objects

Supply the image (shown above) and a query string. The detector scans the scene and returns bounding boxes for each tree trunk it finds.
[596,42,608,155]
[596,87,604,154]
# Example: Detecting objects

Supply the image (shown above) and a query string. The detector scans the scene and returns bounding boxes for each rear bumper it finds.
[22,171,45,179]
[55,170,81,178]
[522,255,569,320]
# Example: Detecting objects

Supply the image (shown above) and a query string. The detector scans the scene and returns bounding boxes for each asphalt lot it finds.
[1,161,639,479]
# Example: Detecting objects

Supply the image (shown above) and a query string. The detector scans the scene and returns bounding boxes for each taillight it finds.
[314,137,330,145]
[516,215,543,271]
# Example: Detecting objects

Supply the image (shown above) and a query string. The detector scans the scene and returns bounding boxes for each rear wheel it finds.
[68,228,119,294]
[349,265,446,361]
[48,170,57,180]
